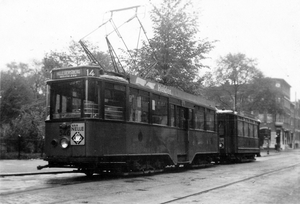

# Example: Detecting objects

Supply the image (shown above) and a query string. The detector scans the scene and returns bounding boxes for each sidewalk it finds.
[260,148,280,156]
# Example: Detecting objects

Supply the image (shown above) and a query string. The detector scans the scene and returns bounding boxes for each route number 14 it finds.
[87,69,95,76]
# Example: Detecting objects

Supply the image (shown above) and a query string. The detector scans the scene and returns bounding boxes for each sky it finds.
[0,0,299,101]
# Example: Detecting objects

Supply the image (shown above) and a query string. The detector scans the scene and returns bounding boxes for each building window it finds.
[267,114,273,123]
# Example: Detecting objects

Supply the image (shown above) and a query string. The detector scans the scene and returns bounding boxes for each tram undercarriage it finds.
[38,153,220,176]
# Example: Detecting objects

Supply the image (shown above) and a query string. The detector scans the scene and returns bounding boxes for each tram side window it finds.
[218,114,225,136]
[152,94,168,125]
[51,80,83,119]
[84,80,100,118]
[205,109,215,131]
[195,106,205,130]
[188,109,194,129]
[244,121,249,137]
[249,123,254,137]
[238,120,244,136]
[129,88,149,123]
[104,83,125,120]
[254,124,258,138]
[175,106,188,129]
[170,104,176,127]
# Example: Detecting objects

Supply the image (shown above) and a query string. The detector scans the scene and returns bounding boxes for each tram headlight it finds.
[51,139,58,147]
[60,137,70,149]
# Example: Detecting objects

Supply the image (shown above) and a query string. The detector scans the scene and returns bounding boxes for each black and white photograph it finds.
[0,0,299,203]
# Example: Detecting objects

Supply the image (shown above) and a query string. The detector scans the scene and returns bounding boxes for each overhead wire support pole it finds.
[79,40,104,70]
[106,5,142,58]
[80,19,111,40]
[106,37,125,74]
[108,17,135,58]
[108,5,141,13]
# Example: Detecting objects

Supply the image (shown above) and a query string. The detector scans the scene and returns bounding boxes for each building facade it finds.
[204,77,299,150]
[258,78,300,150]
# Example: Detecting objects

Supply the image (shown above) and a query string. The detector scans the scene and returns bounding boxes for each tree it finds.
[203,53,263,111]
[131,0,214,93]
[0,62,46,154]
[245,77,284,115]
[0,63,34,124]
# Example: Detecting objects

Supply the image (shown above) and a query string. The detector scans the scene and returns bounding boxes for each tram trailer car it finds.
[217,110,261,163]
[38,66,219,175]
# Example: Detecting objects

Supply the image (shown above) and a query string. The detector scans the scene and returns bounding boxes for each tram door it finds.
[218,114,234,154]
[176,107,189,162]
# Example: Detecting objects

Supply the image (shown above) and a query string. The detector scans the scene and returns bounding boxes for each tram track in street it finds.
[160,162,300,204]
[1,159,299,203]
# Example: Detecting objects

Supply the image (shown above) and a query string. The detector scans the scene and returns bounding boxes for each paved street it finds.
[0,149,280,175]
[0,149,299,204]
[0,159,72,175]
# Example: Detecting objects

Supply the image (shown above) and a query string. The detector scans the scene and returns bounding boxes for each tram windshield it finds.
[48,79,100,119]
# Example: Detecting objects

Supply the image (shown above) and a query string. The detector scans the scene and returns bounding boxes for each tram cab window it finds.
[50,80,84,119]
[152,94,168,125]
[129,88,149,123]
[84,80,100,118]
[104,83,125,120]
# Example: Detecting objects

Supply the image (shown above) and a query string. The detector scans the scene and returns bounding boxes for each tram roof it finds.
[216,109,260,122]
[50,66,215,109]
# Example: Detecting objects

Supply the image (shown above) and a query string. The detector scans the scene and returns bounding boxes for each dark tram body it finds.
[217,110,261,162]
[39,66,260,175]
[40,66,219,175]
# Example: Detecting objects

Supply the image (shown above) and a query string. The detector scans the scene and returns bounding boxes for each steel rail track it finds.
[160,162,300,204]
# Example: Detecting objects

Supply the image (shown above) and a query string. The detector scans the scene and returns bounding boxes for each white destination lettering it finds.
[57,70,81,78]
[157,84,172,95]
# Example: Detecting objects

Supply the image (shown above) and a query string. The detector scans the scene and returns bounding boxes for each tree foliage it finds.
[0,63,34,124]
[203,53,263,111]
[0,62,46,153]
[130,0,214,93]
[245,77,284,115]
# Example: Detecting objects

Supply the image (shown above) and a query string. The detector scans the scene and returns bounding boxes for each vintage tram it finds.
[38,66,219,175]
[217,110,261,162]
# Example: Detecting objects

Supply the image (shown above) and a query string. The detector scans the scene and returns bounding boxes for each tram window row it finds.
[49,79,216,132]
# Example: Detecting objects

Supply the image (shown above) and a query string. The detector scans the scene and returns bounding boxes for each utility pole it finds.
[18,134,21,159]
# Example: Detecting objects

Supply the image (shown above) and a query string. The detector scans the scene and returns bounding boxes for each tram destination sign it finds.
[52,67,100,79]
